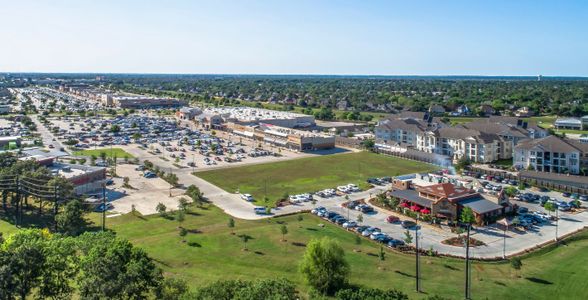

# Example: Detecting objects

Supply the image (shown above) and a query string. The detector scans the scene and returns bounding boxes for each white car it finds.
[342,221,357,228]
[289,195,302,203]
[337,186,350,193]
[240,194,254,202]
[346,184,360,192]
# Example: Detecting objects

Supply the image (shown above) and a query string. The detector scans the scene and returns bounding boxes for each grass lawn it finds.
[85,207,588,299]
[494,158,514,167]
[73,147,134,159]
[2,204,588,299]
[447,117,481,125]
[195,152,436,204]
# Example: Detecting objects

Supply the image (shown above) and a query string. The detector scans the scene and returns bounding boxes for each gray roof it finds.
[460,197,503,214]
[389,189,433,207]
[515,135,580,153]
[519,171,588,189]
[378,117,429,133]
[436,127,501,144]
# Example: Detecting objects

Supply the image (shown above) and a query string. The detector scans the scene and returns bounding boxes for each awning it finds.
[421,208,431,214]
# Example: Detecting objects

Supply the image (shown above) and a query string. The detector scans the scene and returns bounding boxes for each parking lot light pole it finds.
[555,209,559,242]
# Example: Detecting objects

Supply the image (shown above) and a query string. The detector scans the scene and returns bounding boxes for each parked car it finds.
[387,239,405,248]
[386,215,400,223]
[143,171,156,178]
[240,194,254,202]
[94,202,113,212]
[342,221,357,229]
[401,220,417,228]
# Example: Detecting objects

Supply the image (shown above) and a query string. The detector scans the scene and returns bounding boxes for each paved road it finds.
[31,115,69,154]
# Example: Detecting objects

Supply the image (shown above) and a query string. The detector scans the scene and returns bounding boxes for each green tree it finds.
[178,197,189,212]
[228,217,235,234]
[379,246,386,261]
[335,287,408,300]
[280,224,288,242]
[77,233,162,299]
[56,200,86,236]
[460,206,476,225]
[155,277,189,300]
[510,257,523,277]
[403,230,413,244]
[176,210,186,228]
[186,184,205,207]
[299,237,350,295]
[156,202,167,217]
[357,213,363,224]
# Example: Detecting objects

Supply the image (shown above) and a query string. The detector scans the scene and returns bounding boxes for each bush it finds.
[335,287,408,300]
[194,278,297,300]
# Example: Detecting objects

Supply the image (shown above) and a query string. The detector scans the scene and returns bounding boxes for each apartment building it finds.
[514,136,583,174]
[375,114,509,163]
[375,114,552,164]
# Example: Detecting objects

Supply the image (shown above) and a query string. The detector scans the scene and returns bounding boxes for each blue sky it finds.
[1,0,587,75]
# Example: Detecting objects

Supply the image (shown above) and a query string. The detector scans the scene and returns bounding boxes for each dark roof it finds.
[389,189,433,207]
[460,197,503,214]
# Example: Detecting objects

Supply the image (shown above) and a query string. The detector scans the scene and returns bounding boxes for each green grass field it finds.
[2,204,588,299]
[195,152,436,204]
[82,207,588,299]
[73,148,134,159]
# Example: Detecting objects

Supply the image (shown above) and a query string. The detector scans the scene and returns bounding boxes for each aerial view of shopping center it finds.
[1,1,588,299]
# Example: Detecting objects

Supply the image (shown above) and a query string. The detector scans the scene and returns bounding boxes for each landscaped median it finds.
[73,147,134,159]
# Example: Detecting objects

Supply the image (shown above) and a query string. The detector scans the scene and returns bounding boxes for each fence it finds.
[375,147,452,168]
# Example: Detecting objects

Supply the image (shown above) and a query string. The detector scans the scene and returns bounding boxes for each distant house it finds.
[478,104,496,116]
[428,104,446,115]
[554,117,582,130]
[450,104,470,116]
[336,100,349,111]
[515,107,534,117]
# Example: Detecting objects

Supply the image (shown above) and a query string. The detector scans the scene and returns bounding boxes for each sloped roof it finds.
[417,183,478,202]
[515,135,580,153]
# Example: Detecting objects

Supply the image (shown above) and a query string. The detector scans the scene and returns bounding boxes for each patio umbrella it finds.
[410,205,421,212]
[421,208,431,214]
[400,202,410,208]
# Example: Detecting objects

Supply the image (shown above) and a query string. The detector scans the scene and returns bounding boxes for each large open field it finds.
[73,147,134,159]
[2,203,588,299]
[195,152,437,203]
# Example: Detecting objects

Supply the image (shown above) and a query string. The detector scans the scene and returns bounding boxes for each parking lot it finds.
[41,114,311,172]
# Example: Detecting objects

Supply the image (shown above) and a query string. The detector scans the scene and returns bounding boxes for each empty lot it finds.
[194,151,436,205]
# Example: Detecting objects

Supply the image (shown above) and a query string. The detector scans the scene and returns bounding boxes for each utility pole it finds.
[465,224,471,300]
[14,175,20,227]
[101,183,106,231]
[53,185,58,232]
[415,214,421,293]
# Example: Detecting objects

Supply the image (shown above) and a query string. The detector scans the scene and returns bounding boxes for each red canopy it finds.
[400,202,410,208]
[410,205,421,212]
[421,208,431,214]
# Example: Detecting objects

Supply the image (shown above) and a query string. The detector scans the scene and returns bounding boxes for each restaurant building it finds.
[390,179,506,225]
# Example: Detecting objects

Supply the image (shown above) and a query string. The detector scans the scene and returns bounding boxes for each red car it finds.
[386,215,400,223]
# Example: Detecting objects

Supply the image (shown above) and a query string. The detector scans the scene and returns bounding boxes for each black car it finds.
[360,205,374,213]
[401,220,417,228]
[347,201,360,209]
